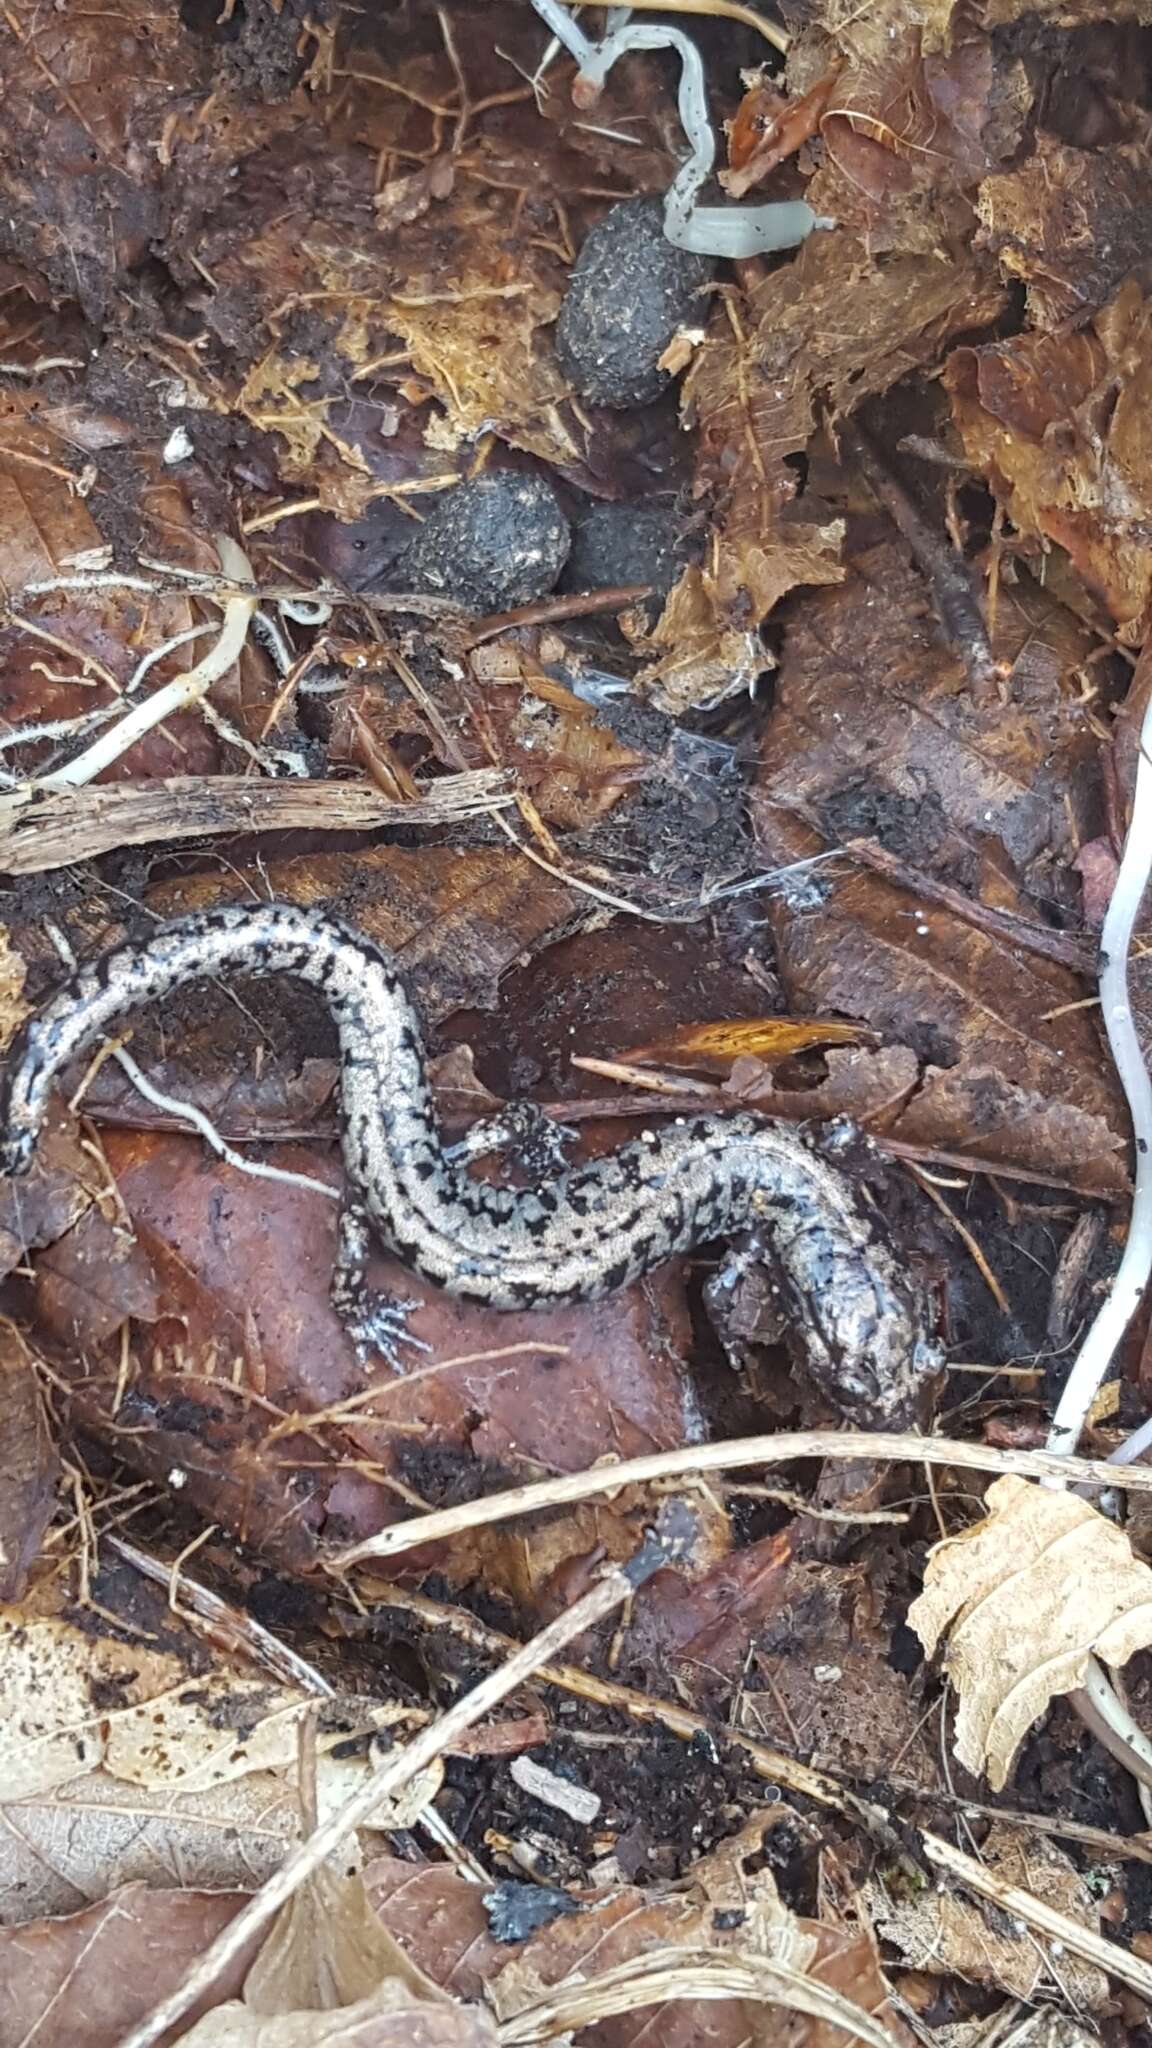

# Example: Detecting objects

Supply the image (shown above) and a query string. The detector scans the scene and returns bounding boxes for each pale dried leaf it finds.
[179,1980,498,2047]
[0,1764,330,1920]
[0,1603,403,1797]
[247,1864,449,2015]
[909,1475,1152,1785]
[0,1585,432,1924]
[0,1611,178,1798]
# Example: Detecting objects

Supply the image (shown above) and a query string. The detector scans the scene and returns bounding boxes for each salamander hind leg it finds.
[331,1200,431,1374]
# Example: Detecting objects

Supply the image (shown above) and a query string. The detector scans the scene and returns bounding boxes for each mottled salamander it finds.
[0,903,939,1422]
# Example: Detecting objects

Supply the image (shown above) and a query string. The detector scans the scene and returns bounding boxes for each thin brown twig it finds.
[843,837,1098,977]
[903,1161,1011,1314]
[330,1428,1152,1568]
[352,1580,903,1847]
[838,418,1006,704]
[464,584,654,647]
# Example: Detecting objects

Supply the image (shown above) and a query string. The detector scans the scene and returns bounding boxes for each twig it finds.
[463,582,654,647]
[843,837,1097,977]
[352,1580,906,1848]
[0,767,512,874]
[330,1428,1152,1568]
[0,354,85,376]
[117,1503,698,2048]
[838,420,1006,704]
[903,1163,1010,1314]
[106,1533,338,1693]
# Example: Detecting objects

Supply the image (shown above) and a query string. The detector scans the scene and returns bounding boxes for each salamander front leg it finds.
[704,1228,790,1370]
[444,1100,576,1178]
[331,1200,431,1373]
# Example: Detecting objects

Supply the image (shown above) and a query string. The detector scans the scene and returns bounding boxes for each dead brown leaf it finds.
[752,543,1126,1195]
[0,1571,401,1804]
[801,0,1030,244]
[635,222,1005,713]
[246,1863,451,2016]
[0,1885,255,2045]
[486,1820,908,2048]
[947,278,1152,641]
[977,132,1152,326]
[910,1474,1152,1786]
[0,1320,57,1602]
[339,655,652,832]
[366,1818,910,2048]
[172,1850,497,2046]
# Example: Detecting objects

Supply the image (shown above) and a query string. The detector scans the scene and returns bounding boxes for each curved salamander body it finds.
[0,903,939,1422]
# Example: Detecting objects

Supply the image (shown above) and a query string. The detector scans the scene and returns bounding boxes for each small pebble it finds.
[555,195,714,409]
[392,471,570,613]
[483,1882,580,1944]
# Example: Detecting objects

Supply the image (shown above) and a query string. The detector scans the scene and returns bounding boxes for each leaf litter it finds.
[1,0,1152,2039]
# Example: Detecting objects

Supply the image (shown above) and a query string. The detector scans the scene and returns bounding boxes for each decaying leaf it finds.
[865,1822,1111,2009]
[947,278,1152,640]
[976,133,1152,327]
[636,213,1005,713]
[796,0,1032,245]
[0,1884,256,2043]
[179,1984,497,2047]
[245,1862,453,2015]
[178,1859,497,2048]
[909,1474,1152,1786]
[753,543,1127,1196]
[0,1320,58,1602]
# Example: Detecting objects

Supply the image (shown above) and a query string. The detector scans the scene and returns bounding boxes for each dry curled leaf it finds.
[623,1016,868,1075]
[909,1474,1152,1786]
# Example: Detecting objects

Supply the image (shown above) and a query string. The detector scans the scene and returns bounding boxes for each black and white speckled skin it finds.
[0,903,939,1421]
